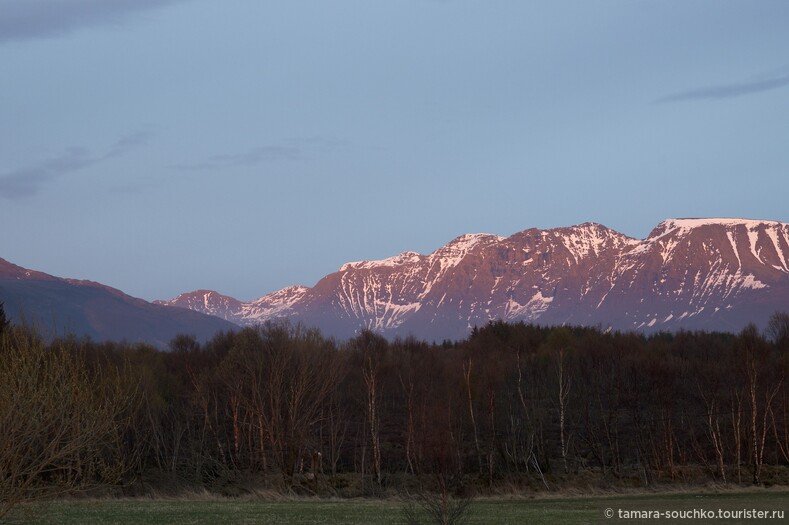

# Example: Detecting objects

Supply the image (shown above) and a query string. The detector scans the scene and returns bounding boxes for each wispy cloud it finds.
[0,0,186,44]
[656,69,789,103]
[281,136,351,150]
[104,130,154,159]
[170,145,305,171]
[168,136,351,172]
[0,132,152,199]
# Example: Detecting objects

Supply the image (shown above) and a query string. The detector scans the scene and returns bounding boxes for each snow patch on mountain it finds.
[663,218,784,231]
[504,290,554,320]
[740,274,768,290]
[551,223,638,263]
[341,251,424,271]
[241,286,309,321]
[430,233,503,268]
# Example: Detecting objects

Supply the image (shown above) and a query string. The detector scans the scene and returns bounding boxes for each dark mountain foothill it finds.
[0,258,235,347]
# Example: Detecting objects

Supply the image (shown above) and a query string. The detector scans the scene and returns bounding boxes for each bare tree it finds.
[404,382,473,525]
[462,356,483,476]
[356,331,386,486]
[699,389,727,483]
[768,312,789,465]
[399,368,418,475]
[323,389,349,479]
[0,329,134,519]
[731,389,744,484]
[548,329,573,474]
[0,302,10,336]
[767,311,789,348]
[257,324,342,483]
[739,325,783,485]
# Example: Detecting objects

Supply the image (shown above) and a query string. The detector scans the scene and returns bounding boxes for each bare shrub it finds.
[402,488,473,525]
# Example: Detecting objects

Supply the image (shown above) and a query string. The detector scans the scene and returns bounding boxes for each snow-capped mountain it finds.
[154,286,308,326]
[157,218,789,341]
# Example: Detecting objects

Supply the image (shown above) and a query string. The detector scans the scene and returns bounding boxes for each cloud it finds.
[104,130,153,159]
[0,148,94,199]
[170,145,306,171]
[282,136,351,149]
[0,0,185,44]
[656,69,789,103]
[169,136,352,172]
[0,132,151,199]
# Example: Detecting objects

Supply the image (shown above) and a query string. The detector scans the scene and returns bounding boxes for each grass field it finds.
[6,490,789,524]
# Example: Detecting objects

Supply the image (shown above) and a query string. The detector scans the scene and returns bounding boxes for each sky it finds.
[2,0,789,302]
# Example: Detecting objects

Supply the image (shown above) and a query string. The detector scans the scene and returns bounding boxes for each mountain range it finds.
[155,218,789,341]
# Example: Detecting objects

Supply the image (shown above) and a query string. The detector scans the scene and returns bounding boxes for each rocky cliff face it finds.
[589,219,789,333]
[158,218,789,340]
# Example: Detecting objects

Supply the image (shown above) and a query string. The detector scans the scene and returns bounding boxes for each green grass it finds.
[6,490,789,524]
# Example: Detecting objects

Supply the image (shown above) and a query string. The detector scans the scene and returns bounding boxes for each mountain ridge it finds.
[0,258,236,347]
[157,217,789,340]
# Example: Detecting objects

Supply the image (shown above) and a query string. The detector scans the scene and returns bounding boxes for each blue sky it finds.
[2,0,789,301]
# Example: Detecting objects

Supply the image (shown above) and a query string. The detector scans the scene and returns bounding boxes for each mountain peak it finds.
[650,217,788,238]
[540,222,638,260]
[163,289,237,304]
[340,251,425,272]
[446,232,503,245]
[430,233,503,263]
[556,221,609,232]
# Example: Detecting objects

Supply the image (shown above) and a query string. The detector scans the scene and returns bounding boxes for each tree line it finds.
[2,304,789,515]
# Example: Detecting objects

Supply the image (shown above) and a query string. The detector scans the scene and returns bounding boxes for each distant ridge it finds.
[157,218,789,340]
[0,258,236,347]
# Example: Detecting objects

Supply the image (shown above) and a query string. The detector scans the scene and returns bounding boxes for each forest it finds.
[2,303,789,518]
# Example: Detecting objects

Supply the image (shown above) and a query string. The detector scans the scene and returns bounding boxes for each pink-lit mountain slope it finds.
[157,219,789,341]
